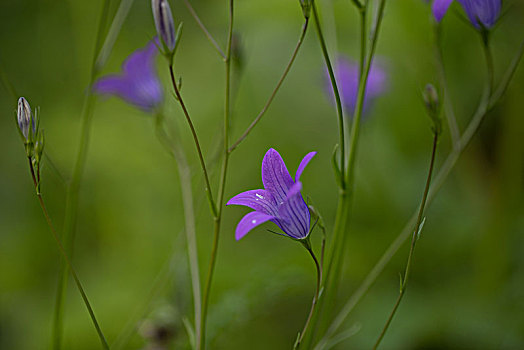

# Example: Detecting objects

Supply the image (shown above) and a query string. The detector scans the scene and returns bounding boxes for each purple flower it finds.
[94,39,163,112]
[431,0,501,29]
[326,57,387,115]
[227,148,316,241]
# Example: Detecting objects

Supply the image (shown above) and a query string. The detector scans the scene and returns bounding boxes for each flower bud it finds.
[422,84,441,135]
[17,97,32,140]
[152,0,176,52]
[423,84,439,114]
[299,0,312,18]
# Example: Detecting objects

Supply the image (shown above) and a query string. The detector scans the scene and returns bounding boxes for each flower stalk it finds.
[372,129,439,349]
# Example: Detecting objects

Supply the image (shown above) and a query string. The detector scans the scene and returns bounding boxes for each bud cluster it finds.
[16,97,45,190]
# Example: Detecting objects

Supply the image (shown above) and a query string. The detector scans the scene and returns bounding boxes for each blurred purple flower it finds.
[431,0,501,29]
[325,57,387,115]
[94,39,163,112]
[227,148,316,241]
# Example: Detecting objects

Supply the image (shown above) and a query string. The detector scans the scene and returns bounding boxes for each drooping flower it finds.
[325,56,387,116]
[431,0,501,29]
[94,39,163,112]
[151,0,176,53]
[227,148,316,241]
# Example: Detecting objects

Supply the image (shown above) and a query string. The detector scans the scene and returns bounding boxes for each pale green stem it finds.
[373,131,439,349]
[28,161,109,350]
[54,1,111,348]
[154,114,202,347]
[199,2,234,349]
[182,0,226,59]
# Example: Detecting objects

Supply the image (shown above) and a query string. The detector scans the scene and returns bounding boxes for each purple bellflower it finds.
[326,56,387,115]
[227,148,316,241]
[94,39,163,112]
[432,0,501,29]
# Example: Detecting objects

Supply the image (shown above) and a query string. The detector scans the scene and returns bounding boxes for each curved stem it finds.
[228,17,309,153]
[312,2,346,189]
[169,64,217,217]
[182,0,226,59]
[199,2,234,349]
[372,131,439,349]
[295,241,324,349]
[28,160,109,350]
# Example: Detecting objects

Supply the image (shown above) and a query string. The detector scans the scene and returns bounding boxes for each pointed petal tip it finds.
[234,211,275,240]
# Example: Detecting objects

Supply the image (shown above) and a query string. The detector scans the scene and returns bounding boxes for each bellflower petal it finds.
[325,57,387,115]
[227,189,278,216]
[432,0,454,22]
[262,148,294,204]
[295,151,316,182]
[276,182,310,239]
[458,0,501,29]
[94,39,163,112]
[235,211,275,241]
[228,148,316,241]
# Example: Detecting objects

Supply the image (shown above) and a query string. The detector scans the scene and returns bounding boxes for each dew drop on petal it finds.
[252,219,257,224]
[256,194,264,199]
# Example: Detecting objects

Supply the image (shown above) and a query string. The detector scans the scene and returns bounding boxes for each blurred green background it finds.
[1,0,524,349]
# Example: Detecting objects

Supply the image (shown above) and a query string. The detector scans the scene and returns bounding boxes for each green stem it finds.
[345,0,386,186]
[294,241,323,349]
[154,114,202,346]
[28,160,109,350]
[182,0,226,59]
[316,31,509,350]
[168,64,218,217]
[312,2,346,189]
[228,17,309,153]
[54,1,111,348]
[372,131,439,349]
[434,24,460,148]
[199,2,234,349]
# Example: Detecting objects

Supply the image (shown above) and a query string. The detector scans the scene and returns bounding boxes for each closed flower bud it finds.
[423,84,439,114]
[17,97,32,140]
[422,84,442,134]
[152,0,176,53]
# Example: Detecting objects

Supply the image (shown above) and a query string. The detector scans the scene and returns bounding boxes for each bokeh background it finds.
[1,0,523,349]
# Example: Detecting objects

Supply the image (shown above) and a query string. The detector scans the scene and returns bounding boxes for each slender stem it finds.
[182,0,226,59]
[54,1,112,348]
[434,24,460,148]
[316,31,513,350]
[169,64,218,217]
[346,0,386,186]
[312,2,346,189]
[358,8,366,83]
[154,114,202,346]
[295,243,323,349]
[199,2,234,349]
[228,17,309,153]
[28,160,109,350]
[373,131,439,349]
